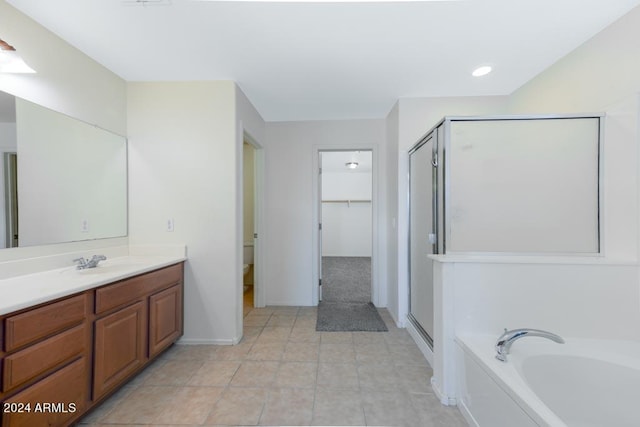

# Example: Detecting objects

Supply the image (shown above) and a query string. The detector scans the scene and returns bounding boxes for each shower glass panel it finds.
[447,117,600,253]
[408,133,437,348]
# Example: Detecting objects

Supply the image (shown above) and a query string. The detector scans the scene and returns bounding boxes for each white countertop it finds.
[0,254,186,316]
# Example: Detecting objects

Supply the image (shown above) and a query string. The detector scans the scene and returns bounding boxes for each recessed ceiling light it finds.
[346,162,359,169]
[472,65,492,77]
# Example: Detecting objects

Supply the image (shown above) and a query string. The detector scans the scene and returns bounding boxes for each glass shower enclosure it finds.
[408,114,602,349]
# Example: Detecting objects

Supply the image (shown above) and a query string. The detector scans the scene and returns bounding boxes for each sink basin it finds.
[61,259,147,276]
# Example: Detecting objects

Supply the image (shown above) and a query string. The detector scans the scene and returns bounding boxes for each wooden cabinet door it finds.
[1,356,87,427]
[148,284,183,358]
[93,301,146,400]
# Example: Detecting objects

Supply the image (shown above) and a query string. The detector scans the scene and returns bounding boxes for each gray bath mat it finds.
[316,302,388,332]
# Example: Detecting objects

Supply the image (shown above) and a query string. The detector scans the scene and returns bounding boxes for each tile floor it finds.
[78,306,467,426]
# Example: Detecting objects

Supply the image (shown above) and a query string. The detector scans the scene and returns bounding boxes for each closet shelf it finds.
[322,199,371,206]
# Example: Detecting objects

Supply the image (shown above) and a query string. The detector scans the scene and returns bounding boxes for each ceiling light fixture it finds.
[472,65,492,77]
[346,162,359,169]
[0,39,36,74]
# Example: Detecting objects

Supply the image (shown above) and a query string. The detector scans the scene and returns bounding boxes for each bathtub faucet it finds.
[495,328,564,362]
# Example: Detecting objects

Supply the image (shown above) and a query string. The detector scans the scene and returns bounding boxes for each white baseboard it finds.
[431,377,457,406]
[177,338,236,345]
[456,396,479,426]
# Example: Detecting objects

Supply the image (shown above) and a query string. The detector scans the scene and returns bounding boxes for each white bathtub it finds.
[455,334,640,427]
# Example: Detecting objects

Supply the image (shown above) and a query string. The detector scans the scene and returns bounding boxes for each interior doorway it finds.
[318,150,373,304]
[242,140,258,316]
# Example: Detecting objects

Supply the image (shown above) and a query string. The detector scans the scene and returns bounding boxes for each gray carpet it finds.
[321,256,371,303]
[316,302,388,332]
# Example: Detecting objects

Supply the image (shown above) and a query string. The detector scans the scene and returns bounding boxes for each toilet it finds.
[243,243,254,275]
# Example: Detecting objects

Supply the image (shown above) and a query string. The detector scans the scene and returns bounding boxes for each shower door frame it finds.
[407,127,442,349]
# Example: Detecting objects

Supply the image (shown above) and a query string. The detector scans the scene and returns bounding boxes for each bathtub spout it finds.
[495,328,564,362]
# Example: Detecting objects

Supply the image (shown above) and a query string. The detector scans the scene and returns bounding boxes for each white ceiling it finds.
[6,0,640,121]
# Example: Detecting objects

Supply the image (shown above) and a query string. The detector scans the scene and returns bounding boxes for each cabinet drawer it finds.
[3,324,87,392]
[1,356,86,427]
[95,263,182,315]
[4,294,87,352]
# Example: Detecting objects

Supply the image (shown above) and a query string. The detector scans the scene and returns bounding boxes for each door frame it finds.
[243,131,265,309]
[312,145,379,307]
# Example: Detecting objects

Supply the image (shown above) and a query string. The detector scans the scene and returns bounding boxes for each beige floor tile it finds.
[352,331,388,345]
[361,390,422,427]
[292,317,317,328]
[282,342,320,362]
[211,342,253,360]
[187,360,241,386]
[270,306,300,316]
[78,385,135,424]
[166,344,219,360]
[154,386,224,424]
[390,343,431,366]
[230,361,279,387]
[358,362,401,390]
[205,387,267,426]
[319,343,356,363]
[396,364,434,393]
[242,326,264,342]
[312,388,365,426]
[102,386,175,424]
[316,363,359,390]
[259,388,314,426]
[385,330,417,346]
[143,359,204,386]
[249,307,276,315]
[88,306,468,427]
[297,307,318,316]
[244,315,271,327]
[256,326,293,343]
[354,343,393,364]
[267,314,297,327]
[320,331,354,344]
[247,342,286,361]
[289,328,322,343]
[410,392,469,427]
[274,362,318,388]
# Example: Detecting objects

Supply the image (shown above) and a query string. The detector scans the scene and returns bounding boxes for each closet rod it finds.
[322,199,371,203]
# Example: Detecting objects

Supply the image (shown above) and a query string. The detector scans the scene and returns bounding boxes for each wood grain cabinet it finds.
[93,301,146,400]
[149,284,183,358]
[0,262,184,427]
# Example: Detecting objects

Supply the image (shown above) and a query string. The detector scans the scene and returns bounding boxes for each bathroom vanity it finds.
[0,258,184,427]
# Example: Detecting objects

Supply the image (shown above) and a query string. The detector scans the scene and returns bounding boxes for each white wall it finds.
[127,81,240,344]
[0,1,127,266]
[322,168,372,257]
[385,102,400,324]
[264,119,386,306]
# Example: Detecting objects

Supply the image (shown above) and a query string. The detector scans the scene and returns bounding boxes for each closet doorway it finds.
[318,150,373,303]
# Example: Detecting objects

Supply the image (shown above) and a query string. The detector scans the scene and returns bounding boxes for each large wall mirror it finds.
[0,91,127,248]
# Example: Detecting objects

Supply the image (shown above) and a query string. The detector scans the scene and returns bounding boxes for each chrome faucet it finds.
[495,328,564,362]
[73,255,107,270]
